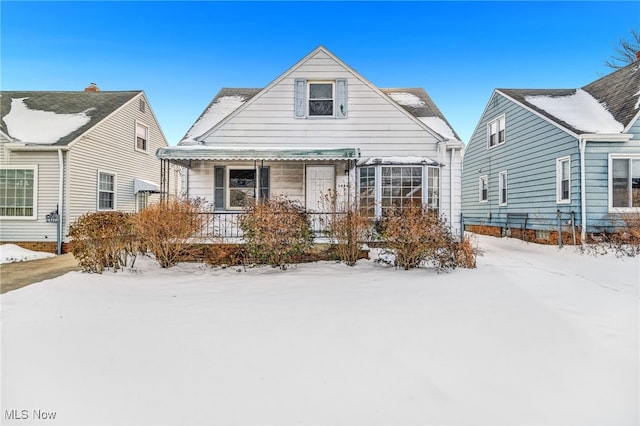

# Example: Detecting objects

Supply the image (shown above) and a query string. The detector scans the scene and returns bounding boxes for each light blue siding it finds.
[462,91,581,231]
[463,94,640,235]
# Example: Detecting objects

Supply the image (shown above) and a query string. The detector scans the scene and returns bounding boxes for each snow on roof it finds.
[182,95,248,143]
[3,98,92,144]
[419,117,458,140]
[387,92,425,108]
[359,156,438,166]
[524,89,624,134]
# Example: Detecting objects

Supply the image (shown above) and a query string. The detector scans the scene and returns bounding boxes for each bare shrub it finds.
[240,198,313,269]
[455,234,478,269]
[320,189,373,266]
[585,212,640,257]
[134,197,211,268]
[68,211,138,273]
[380,206,463,271]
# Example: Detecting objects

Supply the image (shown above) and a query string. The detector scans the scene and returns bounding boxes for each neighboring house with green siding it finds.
[461,62,640,244]
[0,84,170,253]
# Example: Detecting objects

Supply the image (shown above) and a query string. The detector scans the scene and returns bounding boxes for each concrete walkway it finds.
[0,253,81,294]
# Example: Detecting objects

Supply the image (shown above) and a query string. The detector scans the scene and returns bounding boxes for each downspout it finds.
[579,136,587,243]
[450,147,454,228]
[57,149,64,255]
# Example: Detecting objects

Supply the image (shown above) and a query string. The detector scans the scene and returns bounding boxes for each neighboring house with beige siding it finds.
[0,85,170,253]
[158,46,463,237]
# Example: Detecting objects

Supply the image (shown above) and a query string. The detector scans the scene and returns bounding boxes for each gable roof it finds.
[179,46,460,144]
[0,91,141,146]
[498,61,640,136]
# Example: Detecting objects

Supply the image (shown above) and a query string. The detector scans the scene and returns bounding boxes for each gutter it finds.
[577,133,632,243]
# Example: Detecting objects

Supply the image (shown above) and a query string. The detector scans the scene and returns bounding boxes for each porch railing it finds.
[194,211,347,242]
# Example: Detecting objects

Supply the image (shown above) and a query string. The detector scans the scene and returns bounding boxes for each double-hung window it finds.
[610,155,640,210]
[487,115,506,148]
[294,78,347,118]
[98,171,116,210]
[498,171,508,206]
[556,157,571,203]
[479,175,488,202]
[136,121,149,152]
[0,166,37,219]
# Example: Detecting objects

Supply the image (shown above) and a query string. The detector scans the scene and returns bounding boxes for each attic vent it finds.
[84,83,100,92]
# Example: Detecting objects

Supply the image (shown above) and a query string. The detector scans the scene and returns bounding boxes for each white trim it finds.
[134,120,149,153]
[307,81,335,118]
[97,170,117,211]
[226,166,256,210]
[486,114,506,150]
[556,156,571,204]
[608,153,640,212]
[479,175,488,203]
[498,170,508,206]
[0,165,38,220]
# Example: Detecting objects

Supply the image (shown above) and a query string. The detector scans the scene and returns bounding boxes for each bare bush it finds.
[134,197,211,268]
[68,211,138,273]
[380,206,467,271]
[320,189,373,266]
[240,198,313,269]
[585,212,640,257]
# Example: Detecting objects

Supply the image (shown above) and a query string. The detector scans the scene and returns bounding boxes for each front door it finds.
[305,165,335,211]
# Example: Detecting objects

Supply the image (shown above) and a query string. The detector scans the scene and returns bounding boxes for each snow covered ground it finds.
[0,244,54,264]
[1,235,638,425]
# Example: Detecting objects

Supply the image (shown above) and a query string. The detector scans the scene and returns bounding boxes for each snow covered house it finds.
[461,62,640,244]
[0,85,170,253]
[157,46,463,238]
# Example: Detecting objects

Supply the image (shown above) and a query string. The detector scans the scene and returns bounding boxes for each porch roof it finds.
[156,146,360,162]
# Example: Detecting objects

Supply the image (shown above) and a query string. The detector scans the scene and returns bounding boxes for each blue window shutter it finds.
[336,78,347,118]
[294,79,306,118]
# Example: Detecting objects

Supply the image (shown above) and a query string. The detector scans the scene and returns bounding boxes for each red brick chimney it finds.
[636,51,640,61]
[84,83,100,92]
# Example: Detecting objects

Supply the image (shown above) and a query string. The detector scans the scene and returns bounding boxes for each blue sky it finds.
[1,1,638,145]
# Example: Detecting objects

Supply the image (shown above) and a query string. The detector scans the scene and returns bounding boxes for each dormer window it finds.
[295,78,347,119]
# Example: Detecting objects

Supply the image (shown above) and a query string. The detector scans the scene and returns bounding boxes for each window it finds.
[358,167,376,216]
[136,191,149,212]
[479,175,488,202]
[139,99,146,113]
[610,156,640,209]
[358,165,440,217]
[498,171,508,206]
[98,172,116,210]
[135,121,148,152]
[309,82,334,116]
[294,79,347,118]
[0,166,37,218]
[556,157,571,203]
[487,115,506,148]
[223,167,270,210]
